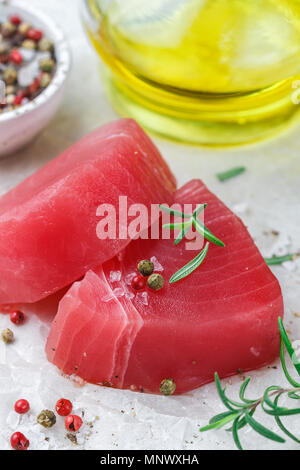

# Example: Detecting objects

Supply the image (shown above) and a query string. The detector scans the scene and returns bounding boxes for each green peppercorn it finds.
[38,38,54,52]
[1,22,16,38]
[138,259,154,277]
[21,39,36,50]
[18,22,31,36]
[39,73,51,88]
[6,94,15,106]
[3,67,17,85]
[0,43,8,55]
[160,378,176,396]
[39,58,55,73]
[5,85,16,96]
[147,273,164,290]
[37,410,56,428]
[1,328,14,344]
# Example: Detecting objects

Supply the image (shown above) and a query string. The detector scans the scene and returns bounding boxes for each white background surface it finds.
[0,0,300,451]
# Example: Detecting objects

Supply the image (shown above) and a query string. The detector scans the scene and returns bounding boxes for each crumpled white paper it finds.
[0,0,300,451]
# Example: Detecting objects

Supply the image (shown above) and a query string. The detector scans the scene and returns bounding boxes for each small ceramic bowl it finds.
[0,0,71,157]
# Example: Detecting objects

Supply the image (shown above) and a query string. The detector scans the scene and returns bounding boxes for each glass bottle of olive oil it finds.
[82,0,300,145]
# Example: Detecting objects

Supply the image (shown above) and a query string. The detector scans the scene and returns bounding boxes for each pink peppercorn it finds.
[14,399,30,414]
[10,432,30,450]
[65,415,83,432]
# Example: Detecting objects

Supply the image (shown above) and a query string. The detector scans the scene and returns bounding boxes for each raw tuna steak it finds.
[0,119,176,305]
[46,180,283,395]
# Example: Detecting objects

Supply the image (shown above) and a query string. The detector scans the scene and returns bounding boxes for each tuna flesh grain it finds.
[0,119,176,305]
[46,180,283,395]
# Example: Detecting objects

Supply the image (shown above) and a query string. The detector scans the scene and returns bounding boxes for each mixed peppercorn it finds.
[0,14,56,113]
[131,258,164,291]
[0,308,83,450]
[10,396,82,450]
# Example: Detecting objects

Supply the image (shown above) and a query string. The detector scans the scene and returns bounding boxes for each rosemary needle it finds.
[265,254,299,266]
[169,242,209,284]
[160,203,224,248]
[216,166,246,182]
[159,203,224,283]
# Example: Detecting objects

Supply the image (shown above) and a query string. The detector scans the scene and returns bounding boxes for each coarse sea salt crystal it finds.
[125,290,135,301]
[18,61,40,87]
[68,374,87,388]
[262,233,292,259]
[109,270,122,283]
[125,272,136,285]
[113,288,124,298]
[36,51,51,62]
[136,291,149,306]
[6,411,20,428]
[232,202,249,215]
[283,260,297,272]
[76,434,85,445]
[150,256,164,272]
[102,288,124,302]
[19,47,35,62]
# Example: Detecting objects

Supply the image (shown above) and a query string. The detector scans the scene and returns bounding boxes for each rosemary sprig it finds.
[160,203,224,283]
[160,203,225,248]
[200,318,300,450]
[192,216,225,247]
[216,166,246,182]
[159,204,195,219]
[265,254,299,266]
[169,243,209,284]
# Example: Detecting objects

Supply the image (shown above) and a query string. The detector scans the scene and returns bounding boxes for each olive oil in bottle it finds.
[83,0,300,145]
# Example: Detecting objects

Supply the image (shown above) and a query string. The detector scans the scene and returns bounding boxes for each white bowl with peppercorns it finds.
[0,0,71,157]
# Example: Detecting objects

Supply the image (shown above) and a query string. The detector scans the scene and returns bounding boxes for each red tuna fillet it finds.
[46,180,283,395]
[0,119,176,305]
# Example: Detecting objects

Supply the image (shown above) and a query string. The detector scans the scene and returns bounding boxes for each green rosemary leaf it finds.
[265,407,300,417]
[288,391,300,400]
[215,378,254,409]
[280,338,300,388]
[279,317,300,376]
[214,372,236,411]
[169,242,209,284]
[262,399,300,416]
[200,412,239,432]
[227,409,256,432]
[163,221,192,231]
[216,166,246,182]
[262,386,282,410]
[275,415,300,444]
[174,224,191,246]
[244,410,285,443]
[159,204,192,219]
[192,217,225,247]
[209,411,238,424]
[274,394,300,444]
[192,203,207,218]
[239,377,257,404]
[265,254,298,266]
[232,417,243,450]
[224,395,250,409]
